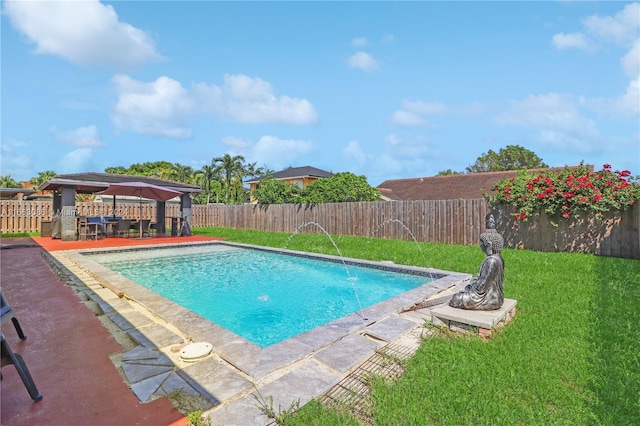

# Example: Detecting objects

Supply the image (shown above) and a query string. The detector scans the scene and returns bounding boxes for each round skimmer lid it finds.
[179,342,213,362]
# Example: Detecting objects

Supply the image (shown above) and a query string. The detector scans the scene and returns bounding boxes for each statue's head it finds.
[480,215,503,255]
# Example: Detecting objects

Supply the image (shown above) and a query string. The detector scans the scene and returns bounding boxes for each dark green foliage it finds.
[301,172,380,204]
[466,145,547,173]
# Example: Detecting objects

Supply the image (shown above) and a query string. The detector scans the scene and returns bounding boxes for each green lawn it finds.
[200,227,639,425]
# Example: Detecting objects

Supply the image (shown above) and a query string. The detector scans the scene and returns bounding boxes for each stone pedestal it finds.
[430,298,517,337]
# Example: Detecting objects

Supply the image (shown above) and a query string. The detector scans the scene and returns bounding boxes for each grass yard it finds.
[196,227,639,425]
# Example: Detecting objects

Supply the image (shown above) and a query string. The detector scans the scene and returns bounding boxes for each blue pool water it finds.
[89,244,433,347]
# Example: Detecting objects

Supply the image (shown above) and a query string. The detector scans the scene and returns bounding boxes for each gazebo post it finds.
[60,186,77,241]
[156,201,166,236]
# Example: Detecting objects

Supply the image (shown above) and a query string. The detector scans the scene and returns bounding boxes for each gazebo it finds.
[39,172,202,241]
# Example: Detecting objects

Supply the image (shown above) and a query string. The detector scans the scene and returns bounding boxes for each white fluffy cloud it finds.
[391,100,448,127]
[551,32,593,51]
[57,148,95,174]
[621,39,640,78]
[551,3,640,119]
[111,73,318,138]
[0,139,32,179]
[194,74,318,125]
[49,125,104,147]
[583,2,640,45]
[351,37,368,47]
[222,135,315,171]
[347,52,380,72]
[343,140,367,165]
[111,74,194,138]
[495,93,601,152]
[3,0,162,69]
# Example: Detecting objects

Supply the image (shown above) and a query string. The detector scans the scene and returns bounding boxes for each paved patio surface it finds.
[0,236,216,426]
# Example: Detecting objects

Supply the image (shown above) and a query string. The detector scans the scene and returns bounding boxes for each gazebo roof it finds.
[39,172,202,194]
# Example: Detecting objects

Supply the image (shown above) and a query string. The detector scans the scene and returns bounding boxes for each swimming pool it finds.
[87,244,438,347]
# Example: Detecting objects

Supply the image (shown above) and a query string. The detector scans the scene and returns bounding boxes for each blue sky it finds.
[2,1,639,186]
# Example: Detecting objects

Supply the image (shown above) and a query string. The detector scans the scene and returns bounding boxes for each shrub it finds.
[489,163,640,222]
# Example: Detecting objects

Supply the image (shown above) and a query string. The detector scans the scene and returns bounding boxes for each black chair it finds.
[1,332,43,402]
[0,294,42,402]
[1,292,26,340]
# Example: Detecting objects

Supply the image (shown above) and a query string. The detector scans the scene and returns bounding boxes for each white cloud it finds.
[495,93,601,152]
[347,51,380,72]
[3,0,163,69]
[343,140,367,165]
[251,136,315,170]
[57,148,95,174]
[391,100,448,127]
[391,110,425,127]
[551,32,593,51]
[111,73,318,137]
[111,74,194,138]
[351,37,368,47]
[0,139,32,179]
[621,39,640,78]
[583,2,640,45]
[403,100,448,115]
[49,125,104,147]
[587,77,640,118]
[221,136,253,151]
[221,135,315,171]
[194,74,318,125]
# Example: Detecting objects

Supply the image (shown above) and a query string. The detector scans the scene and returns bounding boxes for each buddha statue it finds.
[449,214,505,310]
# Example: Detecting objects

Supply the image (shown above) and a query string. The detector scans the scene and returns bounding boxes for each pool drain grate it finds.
[318,343,415,425]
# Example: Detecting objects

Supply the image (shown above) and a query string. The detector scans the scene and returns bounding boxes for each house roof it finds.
[38,172,202,194]
[376,166,592,201]
[0,188,37,200]
[244,166,333,184]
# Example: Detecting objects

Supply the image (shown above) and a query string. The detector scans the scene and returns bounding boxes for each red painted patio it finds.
[1,235,220,426]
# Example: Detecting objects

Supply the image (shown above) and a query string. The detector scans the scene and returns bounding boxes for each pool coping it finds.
[45,241,471,424]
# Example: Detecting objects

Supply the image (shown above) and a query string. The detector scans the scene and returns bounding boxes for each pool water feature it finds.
[88,244,437,347]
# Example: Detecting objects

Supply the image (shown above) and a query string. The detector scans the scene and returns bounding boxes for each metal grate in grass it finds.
[319,343,416,425]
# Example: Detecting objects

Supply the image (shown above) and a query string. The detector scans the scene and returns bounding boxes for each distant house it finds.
[376,166,592,201]
[244,166,333,202]
[0,188,36,200]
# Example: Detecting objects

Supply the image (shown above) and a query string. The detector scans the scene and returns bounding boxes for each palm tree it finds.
[0,175,22,188]
[171,163,195,184]
[198,163,219,204]
[213,154,245,203]
[245,162,270,179]
[28,170,56,189]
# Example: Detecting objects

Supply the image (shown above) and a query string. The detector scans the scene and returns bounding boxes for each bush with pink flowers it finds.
[489,163,640,222]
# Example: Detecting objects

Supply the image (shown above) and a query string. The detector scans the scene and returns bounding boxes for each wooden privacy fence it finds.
[2,199,638,259]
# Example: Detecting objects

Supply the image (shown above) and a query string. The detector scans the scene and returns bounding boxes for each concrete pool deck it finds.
[44,240,471,424]
[2,236,471,424]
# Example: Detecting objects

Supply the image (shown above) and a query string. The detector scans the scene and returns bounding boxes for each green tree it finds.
[301,172,380,203]
[213,154,246,203]
[29,170,57,189]
[436,169,462,176]
[466,145,548,173]
[105,161,175,178]
[245,162,271,179]
[104,166,128,174]
[0,175,22,188]
[196,163,220,204]
[252,178,301,205]
[170,163,195,183]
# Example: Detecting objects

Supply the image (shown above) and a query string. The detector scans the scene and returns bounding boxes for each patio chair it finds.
[78,216,99,241]
[132,219,152,238]
[1,292,26,340]
[1,332,43,402]
[115,219,131,238]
